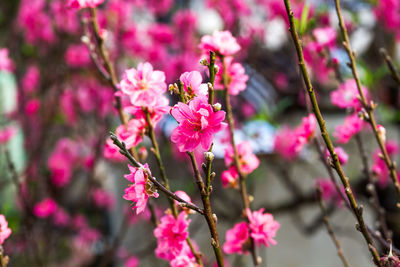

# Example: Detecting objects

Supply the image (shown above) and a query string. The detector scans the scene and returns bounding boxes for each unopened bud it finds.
[213,103,222,111]
[81,35,90,45]
[377,124,386,143]
[212,213,218,223]
[200,58,209,66]
[204,152,214,161]
[138,146,148,162]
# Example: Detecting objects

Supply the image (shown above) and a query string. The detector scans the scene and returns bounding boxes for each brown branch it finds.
[316,186,352,267]
[334,0,400,201]
[283,0,381,265]
[380,48,400,85]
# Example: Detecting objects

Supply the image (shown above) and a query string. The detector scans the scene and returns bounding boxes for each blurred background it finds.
[1,0,400,266]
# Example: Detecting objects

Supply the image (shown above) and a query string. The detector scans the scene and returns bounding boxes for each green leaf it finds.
[299,3,310,35]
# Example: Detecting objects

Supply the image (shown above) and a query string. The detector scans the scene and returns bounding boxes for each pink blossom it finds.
[374,0,400,32]
[74,227,101,248]
[199,31,241,56]
[333,113,365,144]
[154,212,191,260]
[316,178,346,207]
[60,90,77,125]
[33,198,57,218]
[52,208,70,227]
[274,114,317,160]
[312,27,337,50]
[91,188,115,210]
[103,138,125,162]
[325,147,349,165]
[25,99,40,116]
[214,57,248,95]
[115,119,146,150]
[22,65,40,93]
[124,96,170,127]
[371,140,399,187]
[0,125,16,145]
[330,79,369,110]
[225,141,259,174]
[124,256,139,267]
[119,62,167,107]
[303,41,332,83]
[223,222,250,254]
[246,208,280,247]
[171,96,227,152]
[0,48,14,72]
[65,44,91,68]
[221,166,239,188]
[123,164,159,214]
[180,71,208,97]
[174,191,194,214]
[69,0,105,9]
[0,214,12,244]
[147,24,174,44]
[173,10,197,34]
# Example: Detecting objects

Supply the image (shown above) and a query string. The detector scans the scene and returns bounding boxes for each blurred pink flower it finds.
[33,198,57,218]
[330,79,369,110]
[124,256,139,267]
[312,27,337,50]
[316,178,346,207]
[103,138,125,162]
[69,0,104,9]
[215,57,248,95]
[171,96,227,152]
[65,44,91,68]
[91,188,115,210]
[247,208,280,248]
[225,141,259,174]
[221,166,239,188]
[325,147,349,165]
[123,164,159,214]
[119,62,167,107]
[223,222,249,254]
[199,31,241,56]
[333,113,365,144]
[124,96,170,127]
[53,208,70,227]
[22,65,40,93]
[115,119,146,150]
[371,140,399,188]
[0,48,14,72]
[0,126,16,145]
[0,214,12,244]
[25,99,40,116]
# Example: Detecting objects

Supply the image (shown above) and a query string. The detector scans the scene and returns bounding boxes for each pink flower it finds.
[171,96,227,152]
[215,57,248,95]
[52,208,70,227]
[103,138,125,162]
[154,212,191,260]
[333,113,365,144]
[123,164,159,214]
[0,48,14,72]
[124,256,139,267]
[374,0,400,32]
[221,166,239,188]
[25,99,40,116]
[246,208,280,248]
[274,114,317,160]
[180,71,208,97]
[325,147,349,165]
[315,178,345,207]
[91,188,115,210]
[22,65,40,93]
[199,31,241,56]
[174,191,194,214]
[330,79,369,110]
[119,62,167,107]
[225,141,259,174]
[69,0,104,8]
[115,119,146,150]
[312,27,337,50]
[65,44,91,68]
[0,125,16,145]
[124,96,170,127]
[0,214,12,244]
[371,140,399,187]
[223,222,250,254]
[33,198,57,218]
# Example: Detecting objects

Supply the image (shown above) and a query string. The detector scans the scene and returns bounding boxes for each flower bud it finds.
[204,151,214,161]
[213,103,222,111]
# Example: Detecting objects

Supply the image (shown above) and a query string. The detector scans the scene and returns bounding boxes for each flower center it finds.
[138,80,148,90]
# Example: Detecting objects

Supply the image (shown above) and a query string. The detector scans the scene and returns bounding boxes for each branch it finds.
[110,133,205,215]
[380,48,400,85]
[334,0,400,201]
[283,0,381,264]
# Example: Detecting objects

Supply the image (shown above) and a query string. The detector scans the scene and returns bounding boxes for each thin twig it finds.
[316,186,352,267]
[283,0,381,265]
[334,0,400,201]
[221,56,260,267]
[110,133,205,215]
[380,48,400,85]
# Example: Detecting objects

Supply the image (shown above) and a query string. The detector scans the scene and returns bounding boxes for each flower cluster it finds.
[274,114,317,160]
[123,164,159,215]
[221,141,260,187]
[154,212,198,267]
[371,140,400,188]
[223,209,279,255]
